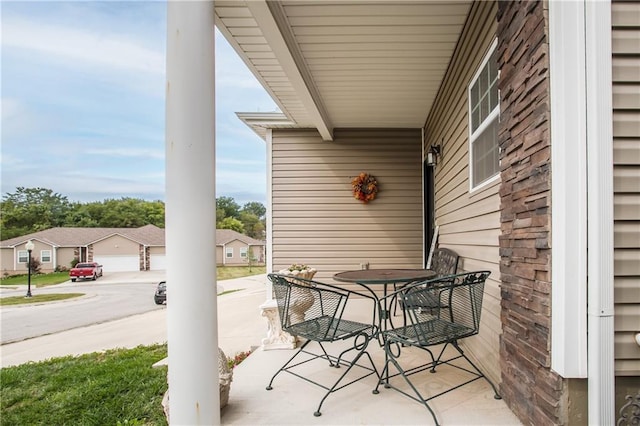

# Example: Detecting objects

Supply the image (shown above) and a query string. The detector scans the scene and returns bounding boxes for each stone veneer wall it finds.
[497,1,567,424]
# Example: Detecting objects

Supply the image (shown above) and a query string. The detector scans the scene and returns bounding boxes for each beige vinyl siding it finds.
[1,248,14,274]
[612,0,640,377]
[271,128,423,281]
[92,235,138,255]
[216,246,224,265]
[423,1,501,383]
[56,247,76,271]
[223,240,251,266]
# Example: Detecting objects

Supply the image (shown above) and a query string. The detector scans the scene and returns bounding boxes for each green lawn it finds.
[0,293,85,306]
[0,344,169,425]
[217,265,265,281]
[0,272,70,288]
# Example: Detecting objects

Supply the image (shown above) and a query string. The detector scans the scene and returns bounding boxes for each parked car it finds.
[69,262,103,282]
[154,281,166,305]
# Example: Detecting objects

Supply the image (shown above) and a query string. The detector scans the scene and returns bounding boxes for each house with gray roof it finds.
[0,225,264,276]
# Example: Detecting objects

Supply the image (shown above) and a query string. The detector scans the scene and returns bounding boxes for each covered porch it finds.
[165,0,622,424]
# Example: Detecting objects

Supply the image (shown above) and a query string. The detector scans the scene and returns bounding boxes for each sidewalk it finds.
[0,274,269,368]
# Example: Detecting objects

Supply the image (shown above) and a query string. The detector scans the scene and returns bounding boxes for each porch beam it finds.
[246,1,334,141]
[165,1,219,424]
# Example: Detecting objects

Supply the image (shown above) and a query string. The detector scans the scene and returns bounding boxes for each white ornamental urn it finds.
[278,265,317,323]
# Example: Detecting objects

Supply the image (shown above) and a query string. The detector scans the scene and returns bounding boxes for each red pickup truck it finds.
[70,262,103,282]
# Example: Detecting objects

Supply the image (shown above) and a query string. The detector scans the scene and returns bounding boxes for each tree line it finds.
[0,187,266,241]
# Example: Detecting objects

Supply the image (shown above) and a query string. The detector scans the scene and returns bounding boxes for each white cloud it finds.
[217,158,265,167]
[3,18,165,76]
[85,147,165,160]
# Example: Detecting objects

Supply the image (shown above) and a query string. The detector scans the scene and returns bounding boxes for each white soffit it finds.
[215,1,471,137]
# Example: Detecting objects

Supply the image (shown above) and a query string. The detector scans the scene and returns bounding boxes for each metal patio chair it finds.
[374,271,501,426]
[266,273,380,417]
[393,247,460,319]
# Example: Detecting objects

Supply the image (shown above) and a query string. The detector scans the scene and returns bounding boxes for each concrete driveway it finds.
[0,273,269,368]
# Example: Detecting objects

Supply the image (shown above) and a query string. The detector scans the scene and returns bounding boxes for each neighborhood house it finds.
[0,225,265,275]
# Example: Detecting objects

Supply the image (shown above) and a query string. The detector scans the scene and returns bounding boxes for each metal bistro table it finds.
[333,268,436,326]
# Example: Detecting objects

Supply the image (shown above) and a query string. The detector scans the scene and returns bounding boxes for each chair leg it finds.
[375,340,441,426]
[314,334,379,417]
[266,339,311,390]
[451,341,501,399]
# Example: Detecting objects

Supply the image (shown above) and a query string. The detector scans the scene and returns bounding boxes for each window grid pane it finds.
[469,42,499,189]
[472,118,499,186]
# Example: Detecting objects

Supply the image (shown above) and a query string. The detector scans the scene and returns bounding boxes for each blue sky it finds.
[1,1,278,205]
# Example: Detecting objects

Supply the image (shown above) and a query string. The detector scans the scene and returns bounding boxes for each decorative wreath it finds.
[351,172,378,203]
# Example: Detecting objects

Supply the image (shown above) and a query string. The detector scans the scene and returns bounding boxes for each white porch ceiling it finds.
[215,1,472,140]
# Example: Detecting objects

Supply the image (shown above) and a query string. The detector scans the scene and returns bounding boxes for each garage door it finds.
[150,255,166,271]
[93,255,140,273]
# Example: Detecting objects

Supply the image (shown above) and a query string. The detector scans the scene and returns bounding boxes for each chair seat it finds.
[384,318,475,346]
[287,316,375,342]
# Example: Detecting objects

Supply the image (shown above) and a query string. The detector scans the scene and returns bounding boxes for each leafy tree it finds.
[1,187,72,240]
[216,196,241,222]
[217,217,245,233]
[239,211,265,240]
[241,201,266,219]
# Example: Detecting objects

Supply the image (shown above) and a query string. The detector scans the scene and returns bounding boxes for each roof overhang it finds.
[215,0,472,140]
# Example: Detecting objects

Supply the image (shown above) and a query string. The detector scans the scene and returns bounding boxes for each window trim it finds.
[17,250,28,263]
[240,247,248,258]
[225,247,233,258]
[468,38,500,192]
[41,250,52,263]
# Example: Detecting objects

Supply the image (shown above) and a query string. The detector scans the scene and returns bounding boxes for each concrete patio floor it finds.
[222,340,522,425]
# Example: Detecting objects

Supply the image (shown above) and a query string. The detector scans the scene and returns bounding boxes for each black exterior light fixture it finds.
[427,144,441,166]
[25,239,34,298]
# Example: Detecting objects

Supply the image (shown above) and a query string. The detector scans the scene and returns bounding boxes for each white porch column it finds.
[165,1,219,425]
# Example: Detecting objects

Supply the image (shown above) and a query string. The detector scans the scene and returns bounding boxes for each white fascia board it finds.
[247,1,334,141]
[549,0,588,378]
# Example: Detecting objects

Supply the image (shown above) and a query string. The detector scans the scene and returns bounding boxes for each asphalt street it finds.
[0,272,268,368]
[1,276,163,344]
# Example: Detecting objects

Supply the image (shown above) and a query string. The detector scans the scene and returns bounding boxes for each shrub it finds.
[28,257,41,274]
[227,350,252,369]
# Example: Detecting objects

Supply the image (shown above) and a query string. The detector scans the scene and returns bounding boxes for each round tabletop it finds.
[333,268,436,285]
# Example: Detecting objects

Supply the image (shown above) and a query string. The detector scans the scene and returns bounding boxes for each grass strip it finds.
[217,266,265,281]
[0,272,70,287]
[0,293,84,306]
[0,344,168,425]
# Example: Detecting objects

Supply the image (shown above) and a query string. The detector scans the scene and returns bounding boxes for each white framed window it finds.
[240,247,248,258]
[469,39,500,191]
[18,250,28,263]
[225,247,233,258]
[41,250,52,263]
